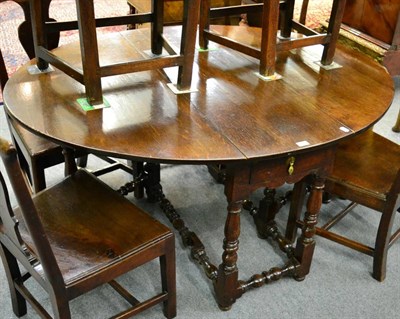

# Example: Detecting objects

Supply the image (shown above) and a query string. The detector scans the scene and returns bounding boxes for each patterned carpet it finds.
[0,0,333,101]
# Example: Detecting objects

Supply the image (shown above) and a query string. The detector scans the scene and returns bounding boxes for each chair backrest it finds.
[0,137,64,289]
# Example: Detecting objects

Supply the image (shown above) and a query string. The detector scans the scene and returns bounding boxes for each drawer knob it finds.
[287,156,295,175]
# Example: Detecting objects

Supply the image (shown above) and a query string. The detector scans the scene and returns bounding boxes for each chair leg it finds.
[76,155,88,168]
[49,291,72,319]
[280,0,295,38]
[393,108,400,132]
[30,161,46,193]
[372,206,397,281]
[321,0,346,65]
[285,179,307,243]
[0,243,27,317]
[199,0,211,49]
[299,0,309,25]
[160,237,176,319]
[11,138,33,188]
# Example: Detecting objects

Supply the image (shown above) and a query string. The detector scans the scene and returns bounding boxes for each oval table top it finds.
[4,26,394,164]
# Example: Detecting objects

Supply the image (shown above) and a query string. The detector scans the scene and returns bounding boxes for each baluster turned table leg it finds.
[294,176,325,280]
[214,201,242,311]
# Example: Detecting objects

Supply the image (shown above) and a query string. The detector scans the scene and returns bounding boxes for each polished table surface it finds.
[4,26,394,164]
[3,26,394,309]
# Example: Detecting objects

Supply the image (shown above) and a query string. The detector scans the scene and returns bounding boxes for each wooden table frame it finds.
[4,26,394,310]
[128,148,334,309]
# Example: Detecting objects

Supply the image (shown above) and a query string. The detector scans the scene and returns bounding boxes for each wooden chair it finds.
[286,129,400,281]
[0,0,81,194]
[199,0,346,77]
[30,0,200,105]
[0,136,176,319]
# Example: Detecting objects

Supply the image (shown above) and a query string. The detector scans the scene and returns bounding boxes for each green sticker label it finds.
[76,97,110,111]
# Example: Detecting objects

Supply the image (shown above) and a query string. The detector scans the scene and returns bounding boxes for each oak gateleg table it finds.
[3,26,394,310]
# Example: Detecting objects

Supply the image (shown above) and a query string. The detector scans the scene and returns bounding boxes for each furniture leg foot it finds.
[293,275,306,282]
[217,304,232,311]
[214,264,239,311]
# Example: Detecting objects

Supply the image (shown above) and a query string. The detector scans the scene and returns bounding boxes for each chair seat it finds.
[9,117,61,156]
[326,129,400,210]
[16,169,171,286]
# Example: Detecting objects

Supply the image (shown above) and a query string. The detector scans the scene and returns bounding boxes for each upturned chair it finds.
[30,0,200,105]
[0,136,176,319]
[286,129,400,281]
[199,0,346,77]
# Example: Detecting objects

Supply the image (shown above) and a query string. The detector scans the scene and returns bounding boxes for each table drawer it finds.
[249,147,336,187]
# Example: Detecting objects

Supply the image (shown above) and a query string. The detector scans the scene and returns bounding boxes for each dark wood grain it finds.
[4,26,394,163]
[341,0,400,77]
[343,0,400,45]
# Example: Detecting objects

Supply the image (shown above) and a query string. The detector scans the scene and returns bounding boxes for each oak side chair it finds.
[286,129,400,281]
[199,0,347,77]
[0,137,176,319]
